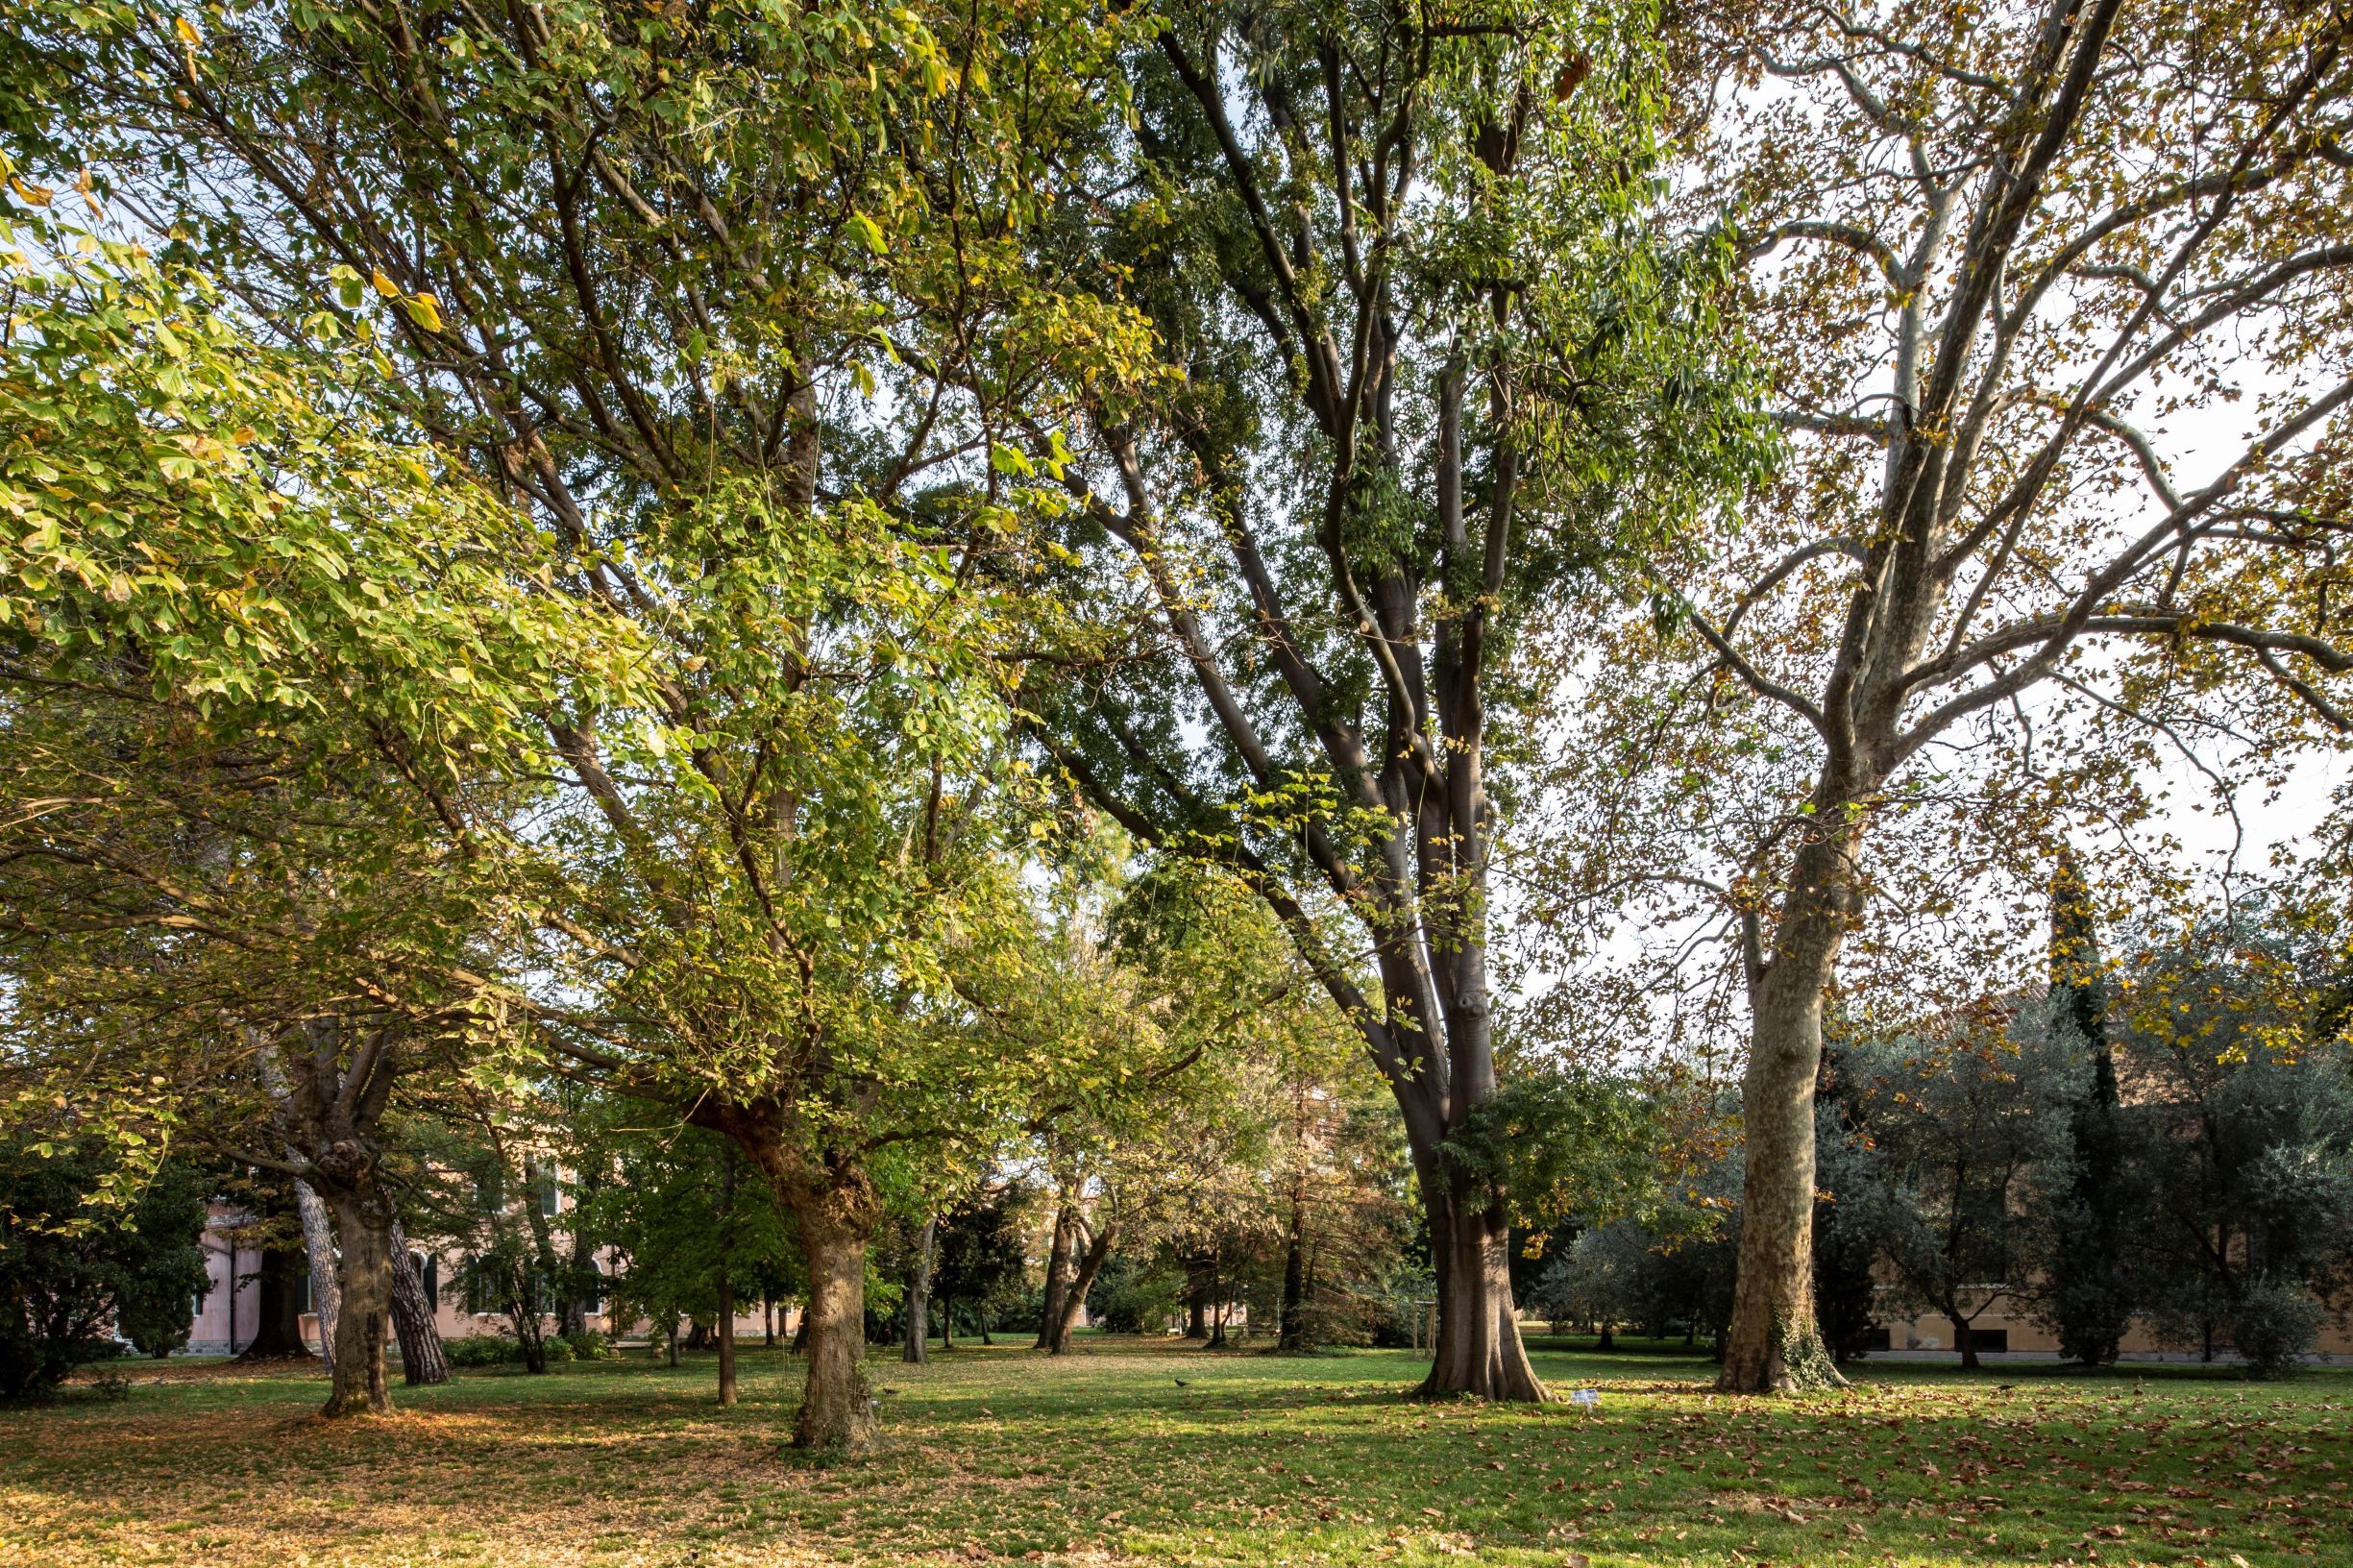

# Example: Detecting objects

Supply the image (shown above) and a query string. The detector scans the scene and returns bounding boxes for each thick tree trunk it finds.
[1035,1201,1076,1350]
[387,1220,448,1385]
[1417,1167,1545,1400]
[1185,1269,1209,1339]
[1045,1220,1116,1355]
[237,1245,312,1361]
[764,1291,777,1349]
[1720,830,1855,1394]
[718,1276,739,1406]
[792,1207,877,1450]
[1598,1323,1616,1352]
[323,1186,395,1416]
[293,1177,341,1374]
[1951,1314,1979,1371]
[790,1305,809,1355]
[902,1217,935,1364]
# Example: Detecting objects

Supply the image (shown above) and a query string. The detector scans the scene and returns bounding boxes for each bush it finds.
[2232,1276,2322,1378]
[444,1333,516,1368]
[0,1140,210,1403]
[539,1334,576,1363]
[563,1330,617,1360]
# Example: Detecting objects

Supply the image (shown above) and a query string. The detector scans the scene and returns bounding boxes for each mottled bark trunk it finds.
[323,1186,394,1416]
[1417,1164,1545,1400]
[902,1217,936,1365]
[387,1220,448,1385]
[293,1178,340,1374]
[1721,828,1856,1394]
[792,1209,876,1450]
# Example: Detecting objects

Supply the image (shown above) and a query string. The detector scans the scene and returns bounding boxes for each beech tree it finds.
[1016,0,1765,1400]
[1535,0,2353,1389]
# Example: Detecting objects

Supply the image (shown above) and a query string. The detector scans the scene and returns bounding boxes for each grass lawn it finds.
[2,1336,2346,1567]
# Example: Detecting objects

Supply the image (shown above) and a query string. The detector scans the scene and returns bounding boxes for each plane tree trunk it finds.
[902,1217,936,1365]
[387,1219,448,1385]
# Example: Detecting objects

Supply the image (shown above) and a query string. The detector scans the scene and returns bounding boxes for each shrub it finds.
[2231,1276,2322,1378]
[0,1140,210,1403]
[444,1333,516,1368]
[563,1330,617,1360]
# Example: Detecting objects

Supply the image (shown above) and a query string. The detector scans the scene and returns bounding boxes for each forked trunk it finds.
[1720,831,1855,1394]
[1045,1219,1115,1355]
[323,1187,395,1416]
[1418,1166,1545,1401]
[387,1221,448,1385]
[793,1210,876,1450]
[1034,1201,1076,1350]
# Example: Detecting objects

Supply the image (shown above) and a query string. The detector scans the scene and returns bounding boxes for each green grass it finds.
[3,1336,2347,1566]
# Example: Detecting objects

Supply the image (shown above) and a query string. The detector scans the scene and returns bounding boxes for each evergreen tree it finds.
[2037,851,2136,1366]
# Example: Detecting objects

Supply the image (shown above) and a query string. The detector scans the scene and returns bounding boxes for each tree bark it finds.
[717,1146,739,1405]
[323,1185,395,1416]
[1044,1219,1116,1354]
[792,1201,877,1450]
[1951,1313,1979,1371]
[1720,828,1855,1394]
[1278,1183,1309,1354]
[236,1244,312,1361]
[764,1291,777,1349]
[293,1177,340,1374]
[1185,1267,1209,1339]
[387,1219,448,1385]
[718,1275,739,1406]
[1035,1200,1076,1350]
[902,1216,936,1364]
[1418,1166,1545,1399]
[939,1292,954,1350]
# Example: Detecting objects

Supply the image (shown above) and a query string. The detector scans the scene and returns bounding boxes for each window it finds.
[578,1262,603,1317]
[1962,1328,2010,1353]
[421,1253,439,1308]
[532,1159,561,1217]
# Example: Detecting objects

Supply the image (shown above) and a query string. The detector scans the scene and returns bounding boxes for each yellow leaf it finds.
[174,14,201,45]
[371,268,400,298]
[405,292,445,332]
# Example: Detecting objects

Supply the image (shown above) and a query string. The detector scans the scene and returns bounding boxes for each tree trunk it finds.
[666,1322,681,1366]
[1278,1189,1309,1354]
[718,1275,739,1406]
[1720,830,1855,1394]
[686,1318,713,1352]
[717,1146,739,1405]
[236,1245,311,1361]
[765,1291,777,1349]
[902,1216,936,1364]
[792,1202,877,1450]
[322,1186,395,1416]
[1598,1322,1616,1352]
[939,1292,954,1349]
[1185,1271,1209,1339]
[1951,1313,1979,1372]
[293,1177,341,1374]
[1045,1220,1116,1355]
[1035,1200,1076,1350]
[387,1220,448,1385]
[1417,1166,1546,1400]
[790,1304,809,1355]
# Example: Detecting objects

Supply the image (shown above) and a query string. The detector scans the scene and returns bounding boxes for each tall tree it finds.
[1557,0,2353,1389]
[2036,850,2135,1364]
[1015,0,1764,1398]
[8,0,1165,1448]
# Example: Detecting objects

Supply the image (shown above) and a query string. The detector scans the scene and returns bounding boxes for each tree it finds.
[2034,851,2136,1364]
[9,0,1169,1450]
[1014,0,1766,1399]
[930,1189,1028,1348]
[2118,912,2353,1374]
[1827,1024,2072,1371]
[1548,0,2353,1390]
[1532,1224,1658,1348]
[0,1140,210,1400]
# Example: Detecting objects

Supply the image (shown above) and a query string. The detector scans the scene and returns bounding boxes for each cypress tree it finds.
[2042,850,2134,1365]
